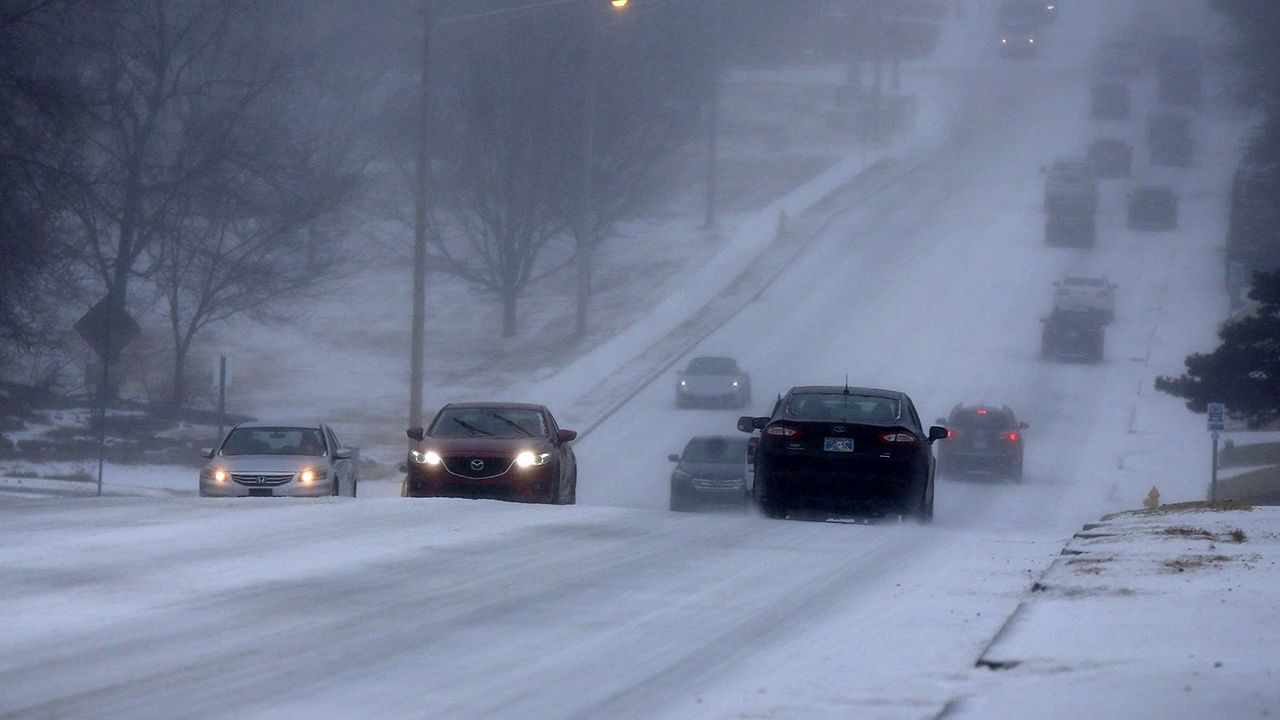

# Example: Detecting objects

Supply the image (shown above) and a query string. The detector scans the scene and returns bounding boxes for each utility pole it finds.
[575,1,606,339]
[704,0,720,230]
[410,0,433,429]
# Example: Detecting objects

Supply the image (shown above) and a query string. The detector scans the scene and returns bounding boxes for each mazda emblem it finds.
[470,459,485,471]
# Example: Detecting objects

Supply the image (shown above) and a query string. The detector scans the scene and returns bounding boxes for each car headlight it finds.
[679,379,688,387]
[205,468,228,482]
[516,451,551,468]
[672,469,692,482]
[732,380,740,387]
[299,468,328,484]
[411,450,442,465]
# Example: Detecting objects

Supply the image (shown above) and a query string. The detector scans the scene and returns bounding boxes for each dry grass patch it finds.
[1103,500,1252,521]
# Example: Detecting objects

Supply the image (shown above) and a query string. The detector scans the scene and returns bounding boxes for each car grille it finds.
[444,457,515,480]
[231,473,293,487]
[691,477,744,492]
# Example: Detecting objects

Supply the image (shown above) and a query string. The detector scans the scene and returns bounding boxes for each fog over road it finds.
[0,2,1236,718]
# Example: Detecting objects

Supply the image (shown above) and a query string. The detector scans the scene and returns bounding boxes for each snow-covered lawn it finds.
[958,504,1280,719]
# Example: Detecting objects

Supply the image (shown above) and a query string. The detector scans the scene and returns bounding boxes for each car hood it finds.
[211,454,327,472]
[415,437,551,456]
[677,461,745,480]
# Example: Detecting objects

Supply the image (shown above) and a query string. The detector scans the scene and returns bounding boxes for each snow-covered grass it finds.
[957,505,1280,719]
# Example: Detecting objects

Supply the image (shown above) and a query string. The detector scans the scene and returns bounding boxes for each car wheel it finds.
[566,469,577,505]
[333,475,341,497]
[351,476,359,498]
[1009,458,1024,484]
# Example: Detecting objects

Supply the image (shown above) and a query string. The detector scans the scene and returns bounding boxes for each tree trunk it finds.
[502,289,519,339]
[167,342,190,417]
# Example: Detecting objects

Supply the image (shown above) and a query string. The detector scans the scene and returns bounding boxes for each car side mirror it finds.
[928,426,949,442]
[668,454,681,462]
[398,463,408,474]
[1019,421,1030,429]
[558,429,578,443]
[738,416,768,433]
[334,449,353,460]
[407,427,425,442]
[199,447,214,459]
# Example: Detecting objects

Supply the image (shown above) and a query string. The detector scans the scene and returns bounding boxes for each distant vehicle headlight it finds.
[411,450,442,465]
[679,379,688,387]
[516,451,551,468]
[732,380,740,387]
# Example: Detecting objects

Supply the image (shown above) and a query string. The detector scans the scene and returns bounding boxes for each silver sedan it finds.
[199,422,358,498]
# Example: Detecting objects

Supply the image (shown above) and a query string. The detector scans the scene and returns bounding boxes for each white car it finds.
[1053,276,1116,322]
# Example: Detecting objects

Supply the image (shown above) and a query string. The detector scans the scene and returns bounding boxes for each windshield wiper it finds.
[453,418,493,437]
[489,413,534,437]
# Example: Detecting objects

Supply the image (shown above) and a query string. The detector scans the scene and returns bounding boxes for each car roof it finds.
[439,402,547,411]
[788,386,905,400]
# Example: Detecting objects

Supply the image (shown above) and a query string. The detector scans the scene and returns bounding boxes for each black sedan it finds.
[668,436,750,512]
[936,405,1028,481]
[738,386,946,521]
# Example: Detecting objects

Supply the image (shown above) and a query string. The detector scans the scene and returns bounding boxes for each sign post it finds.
[1207,402,1225,501]
[216,355,229,442]
[74,295,141,497]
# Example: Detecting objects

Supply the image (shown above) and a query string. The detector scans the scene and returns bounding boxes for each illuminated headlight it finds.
[1001,37,1008,44]
[516,451,551,468]
[299,468,327,484]
[211,468,227,483]
[1028,37,1035,44]
[679,379,688,387]
[732,380,740,387]
[411,450,442,465]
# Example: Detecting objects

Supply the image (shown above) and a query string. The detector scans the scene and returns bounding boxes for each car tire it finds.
[1008,458,1024,484]
[567,469,577,505]
[332,476,341,497]
[351,477,359,498]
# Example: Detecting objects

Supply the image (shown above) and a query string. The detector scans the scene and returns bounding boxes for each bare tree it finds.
[0,0,81,350]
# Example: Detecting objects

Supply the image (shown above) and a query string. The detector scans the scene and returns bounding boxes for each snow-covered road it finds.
[0,3,1245,718]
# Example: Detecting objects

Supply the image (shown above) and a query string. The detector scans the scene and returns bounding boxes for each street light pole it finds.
[409,0,433,429]
[704,0,720,230]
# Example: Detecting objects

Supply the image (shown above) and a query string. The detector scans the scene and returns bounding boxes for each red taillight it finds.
[946,429,958,439]
[976,408,988,415]
[1003,431,1021,442]
[765,424,802,439]
[879,431,918,444]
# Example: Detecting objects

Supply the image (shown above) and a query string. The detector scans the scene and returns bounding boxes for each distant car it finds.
[1045,211,1096,247]
[676,356,751,408]
[199,422,358,498]
[1148,113,1193,167]
[999,28,1039,57]
[998,0,1045,57]
[1041,308,1105,362]
[738,385,946,520]
[1054,275,1117,321]
[936,405,1028,481]
[1044,159,1098,215]
[1157,36,1203,107]
[1087,138,1133,178]
[403,402,577,504]
[668,436,750,512]
[1091,83,1131,121]
[1128,186,1178,230]
[1092,38,1143,77]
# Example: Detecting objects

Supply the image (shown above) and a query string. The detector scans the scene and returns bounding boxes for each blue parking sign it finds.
[1207,403,1225,431]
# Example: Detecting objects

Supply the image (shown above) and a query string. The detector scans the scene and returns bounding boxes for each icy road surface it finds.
[0,3,1240,718]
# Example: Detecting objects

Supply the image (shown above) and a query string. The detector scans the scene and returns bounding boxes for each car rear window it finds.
[950,411,1015,430]
[682,438,749,463]
[785,393,899,423]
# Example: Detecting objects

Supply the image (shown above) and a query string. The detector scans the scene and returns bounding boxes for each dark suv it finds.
[668,436,750,512]
[936,405,1028,481]
[738,386,946,521]
[1041,308,1105,363]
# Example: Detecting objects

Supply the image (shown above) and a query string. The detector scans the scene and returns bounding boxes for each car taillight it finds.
[946,429,959,439]
[976,408,988,415]
[1003,432,1021,442]
[879,432,918,445]
[765,424,802,439]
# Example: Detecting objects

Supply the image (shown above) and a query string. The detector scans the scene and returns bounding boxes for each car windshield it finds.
[686,357,737,374]
[785,393,899,423]
[221,427,326,456]
[950,410,1015,430]
[682,438,748,464]
[430,408,546,439]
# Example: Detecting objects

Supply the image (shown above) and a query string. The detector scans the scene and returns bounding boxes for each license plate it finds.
[248,488,273,497]
[823,437,855,453]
